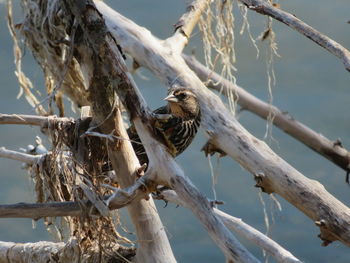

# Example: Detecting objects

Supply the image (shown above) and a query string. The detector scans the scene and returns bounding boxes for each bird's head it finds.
[164,89,200,119]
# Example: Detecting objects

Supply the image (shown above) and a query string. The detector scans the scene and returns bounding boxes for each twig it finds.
[239,0,350,72]
[184,54,350,174]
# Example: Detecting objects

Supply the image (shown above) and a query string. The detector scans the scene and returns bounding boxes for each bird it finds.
[128,88,201,165]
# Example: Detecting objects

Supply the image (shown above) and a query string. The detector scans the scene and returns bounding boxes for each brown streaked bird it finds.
[128,88,201,165]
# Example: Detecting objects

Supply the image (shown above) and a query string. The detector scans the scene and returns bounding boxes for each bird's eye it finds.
[176,93,186,100]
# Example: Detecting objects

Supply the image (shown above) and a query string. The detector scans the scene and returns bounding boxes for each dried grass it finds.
[8,0,133,261]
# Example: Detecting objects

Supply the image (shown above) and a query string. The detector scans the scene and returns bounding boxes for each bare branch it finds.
[184,54,350,173]
[0,113,72,127]
[239,0,350,72]
[157,189,301,263]
[0,147,42,164]
[0,240,76,263]
[167,0,211,52]
[0,239,135,263]
[0,176,153,219]
[0,201,82,219]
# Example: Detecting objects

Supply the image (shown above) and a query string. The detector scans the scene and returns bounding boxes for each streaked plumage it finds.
[128,88,201,165]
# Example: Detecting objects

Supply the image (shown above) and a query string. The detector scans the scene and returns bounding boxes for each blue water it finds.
[0,1,350,262]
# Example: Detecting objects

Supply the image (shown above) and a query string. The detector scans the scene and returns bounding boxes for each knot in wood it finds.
[315,219,338,246]
[136,163,148,178]
[333,138,343,148]
[254,172,273,194]
[315,219,327,227]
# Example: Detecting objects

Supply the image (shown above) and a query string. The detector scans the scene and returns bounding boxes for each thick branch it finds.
[158,189,301,263]
[184,54,350,173]
[0,239,135,263]
[134,119,260,263]
[108,108,176,263]
[95,1,350,247]
[0,240,77,263]
[239,0,350,72]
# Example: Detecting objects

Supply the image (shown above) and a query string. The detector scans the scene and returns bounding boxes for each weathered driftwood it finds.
[0,113,72,127]
[95,0,350,247]
[184,55,350,174]
[238,0,350,72]
[63,4,176,261]
[0,147,42,164]
[67,1,259,261]
[0,112,297,261]
[0,239,135,263]
[0,240,79,263]
[158,189,301,263]
[108,108,176,263]
[0,176,153,219]
[0,201,82,218]
[0,180,299,262]
[167,0,211,52]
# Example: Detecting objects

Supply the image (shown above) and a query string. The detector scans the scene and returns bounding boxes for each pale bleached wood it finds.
[0,239,134,263]
[158,189,301,263]
[133,118,260,263]
[70,1,260,261]
[238,0,350,72]
[0,147,42,164]
[95,1,350,247]
[0,177,299,262]
[0,240,77,263]
[0,176,152,219]
[63,2,177,261]
[0,113,71,126]
[108,108,177,263]
[184,54,350,174]
[166,0,211,52]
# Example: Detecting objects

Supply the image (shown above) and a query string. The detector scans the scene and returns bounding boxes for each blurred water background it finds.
[0,0,349,262]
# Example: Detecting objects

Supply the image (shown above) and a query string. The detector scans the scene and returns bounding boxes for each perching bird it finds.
[128,88,201,165]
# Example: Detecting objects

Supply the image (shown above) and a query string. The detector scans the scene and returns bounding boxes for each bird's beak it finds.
[164,94,178,103]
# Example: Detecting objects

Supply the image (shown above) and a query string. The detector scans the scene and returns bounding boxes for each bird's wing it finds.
[153,105,169,114]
